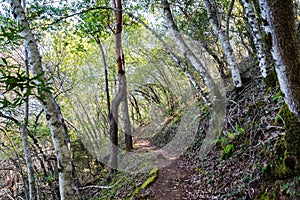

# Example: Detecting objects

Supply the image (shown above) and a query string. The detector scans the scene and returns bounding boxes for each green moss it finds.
[262,32,272,52]
[130,167,158,200]
[274,103,300,178]
[257,191,268,200]
[273,113,283,126]
[140,175,156,189]
[279,160,287,175]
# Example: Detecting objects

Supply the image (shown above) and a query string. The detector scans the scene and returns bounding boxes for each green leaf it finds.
[0,97,12,109]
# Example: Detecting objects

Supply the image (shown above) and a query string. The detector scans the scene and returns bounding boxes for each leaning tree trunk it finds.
[203,0,242,87]
[160,0,222,99]
[259,0,300,176]
[10,0,75,198]
[241,0,270,78]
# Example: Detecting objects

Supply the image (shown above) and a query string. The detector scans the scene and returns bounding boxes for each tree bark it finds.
[109,0,133,173]
[122,81,133,150]
[203,0,242,87]
[96,37,111,135]
[259,0,300,118]
[161,0,222,100]
[241,0,270,78]
[9,0,75,198]
[22,45,38,200]
[259,0,300,176]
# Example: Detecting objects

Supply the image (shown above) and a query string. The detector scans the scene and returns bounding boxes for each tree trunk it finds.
[160,0,222,99]
[10,0,75,198]
[203,0,242,87]
[22,45,38,200]
[21,2,37,197]
[109,0,133,173]
[241,0,270,78]
[259,0,300,176]
[122,82,133,150]
[96,38,111,135]
[259,0,300,118]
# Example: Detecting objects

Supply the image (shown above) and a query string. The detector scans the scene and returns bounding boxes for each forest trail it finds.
[133,138,193,199]
[133,138,159,152]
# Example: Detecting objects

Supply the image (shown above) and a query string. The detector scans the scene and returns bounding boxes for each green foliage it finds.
[221,144,235,160]
[280,176,300,197]
[271,90,283,103]
[0,61,53,108]
[235,122,245,135]
[217,136,229,147]
[0,17,25,47]
[217,123,244,150]
[257,176,300,199]
[26,1,68,22]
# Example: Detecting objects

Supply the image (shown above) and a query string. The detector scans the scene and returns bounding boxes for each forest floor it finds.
[81,77,299,200]
[132,138,193,200]
[117,77,300,200]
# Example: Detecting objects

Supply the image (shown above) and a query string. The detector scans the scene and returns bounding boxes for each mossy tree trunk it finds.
[259,0,300,177]
[276,104,300,177]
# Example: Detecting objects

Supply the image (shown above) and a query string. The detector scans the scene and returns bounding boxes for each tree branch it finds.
[46,6,114,26]
[0,111,20,124]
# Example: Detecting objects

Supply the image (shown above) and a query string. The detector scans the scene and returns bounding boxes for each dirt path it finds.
[133,138,193,200]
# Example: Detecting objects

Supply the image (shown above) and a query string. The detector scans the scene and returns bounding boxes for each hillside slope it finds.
[123,77,300,200]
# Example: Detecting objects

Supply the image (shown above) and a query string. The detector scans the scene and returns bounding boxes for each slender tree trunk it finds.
[175,7,227,78]
[225,0,235,40]
[241,0,269,78]
[22,46,37,199]
[109,72,124,173]
[203,0,242,87]
[96,38,111,135]
[20,0,37,198]
[10,0,75,198]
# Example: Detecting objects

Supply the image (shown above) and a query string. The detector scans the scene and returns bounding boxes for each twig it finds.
[0,111,20,124]
[266,125,284,130]
[4,189,14,200]
[74,182,118,190]
[251,132,285,149]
